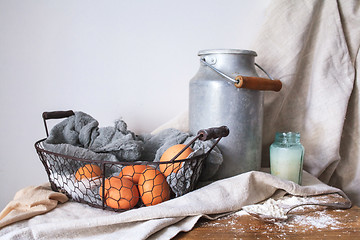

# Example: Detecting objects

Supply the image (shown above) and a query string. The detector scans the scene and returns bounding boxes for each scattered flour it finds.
[288,211,342,229]
[234,210,248,216]
[200,194,350,238]
[201,207,346,238]
[240,195,325,219]
[242,198,287,218]
[227,195,347,233]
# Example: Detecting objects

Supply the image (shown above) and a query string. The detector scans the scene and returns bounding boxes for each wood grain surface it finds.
[176,205,360,239]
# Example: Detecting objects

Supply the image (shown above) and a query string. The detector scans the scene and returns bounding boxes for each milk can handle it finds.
[200,58,282,92]
[234,75,282,92]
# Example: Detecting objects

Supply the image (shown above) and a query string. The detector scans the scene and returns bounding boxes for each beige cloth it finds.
[252,0,360,205]
[0,184,68,229]
[0,171,349,239]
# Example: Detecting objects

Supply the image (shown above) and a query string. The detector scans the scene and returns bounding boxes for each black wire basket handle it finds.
[197,126,229,141]
[197,126,229,155]
[42,110,75,137]
[168,126,230,162]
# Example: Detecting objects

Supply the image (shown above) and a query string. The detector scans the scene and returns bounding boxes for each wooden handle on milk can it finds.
[234,76,282,92]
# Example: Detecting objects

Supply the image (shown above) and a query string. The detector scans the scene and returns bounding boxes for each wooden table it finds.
[176,206,360,239]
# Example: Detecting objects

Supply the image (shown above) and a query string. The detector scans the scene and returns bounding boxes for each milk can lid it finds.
[198,49,257,56]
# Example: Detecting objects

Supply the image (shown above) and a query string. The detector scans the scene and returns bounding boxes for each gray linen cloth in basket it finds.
[44,111,143,163]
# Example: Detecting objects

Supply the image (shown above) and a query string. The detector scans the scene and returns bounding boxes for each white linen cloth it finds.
[0,171,349,240]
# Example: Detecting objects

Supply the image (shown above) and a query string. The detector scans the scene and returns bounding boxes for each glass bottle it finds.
[270,132,304,185]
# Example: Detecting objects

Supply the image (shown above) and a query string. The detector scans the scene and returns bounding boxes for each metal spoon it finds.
[243,201,352,223]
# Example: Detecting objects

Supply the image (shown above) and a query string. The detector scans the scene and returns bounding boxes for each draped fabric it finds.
[253,0,360,205]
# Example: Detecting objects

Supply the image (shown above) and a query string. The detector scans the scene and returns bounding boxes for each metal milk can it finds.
[189,49,282,180]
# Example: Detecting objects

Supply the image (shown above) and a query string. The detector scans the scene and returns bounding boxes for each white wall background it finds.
[0,0,270,209]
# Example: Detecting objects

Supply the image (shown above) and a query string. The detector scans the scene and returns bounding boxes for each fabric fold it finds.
[252,0,360,204]
[0,184,68,229]
[45,111,144,162]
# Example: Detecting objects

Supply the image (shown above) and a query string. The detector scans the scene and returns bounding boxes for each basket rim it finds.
[35,138,207,165]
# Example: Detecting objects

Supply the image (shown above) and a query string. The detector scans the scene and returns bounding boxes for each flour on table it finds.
[202,194,348,235]
[201,196,348,237]
[235,195,345,230]
[287,211,342,229]
[234,210,248,216]
[242,198,287,218]
[240,195,324,219]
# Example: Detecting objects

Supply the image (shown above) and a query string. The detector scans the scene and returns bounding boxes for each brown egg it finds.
[159,144,193,177]
[75,164,102,181]
[99,176,139,210]
[119,165,147,183]
[138,167,170,206]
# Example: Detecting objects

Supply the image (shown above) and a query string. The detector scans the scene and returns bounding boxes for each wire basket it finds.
[35,111,229,211]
